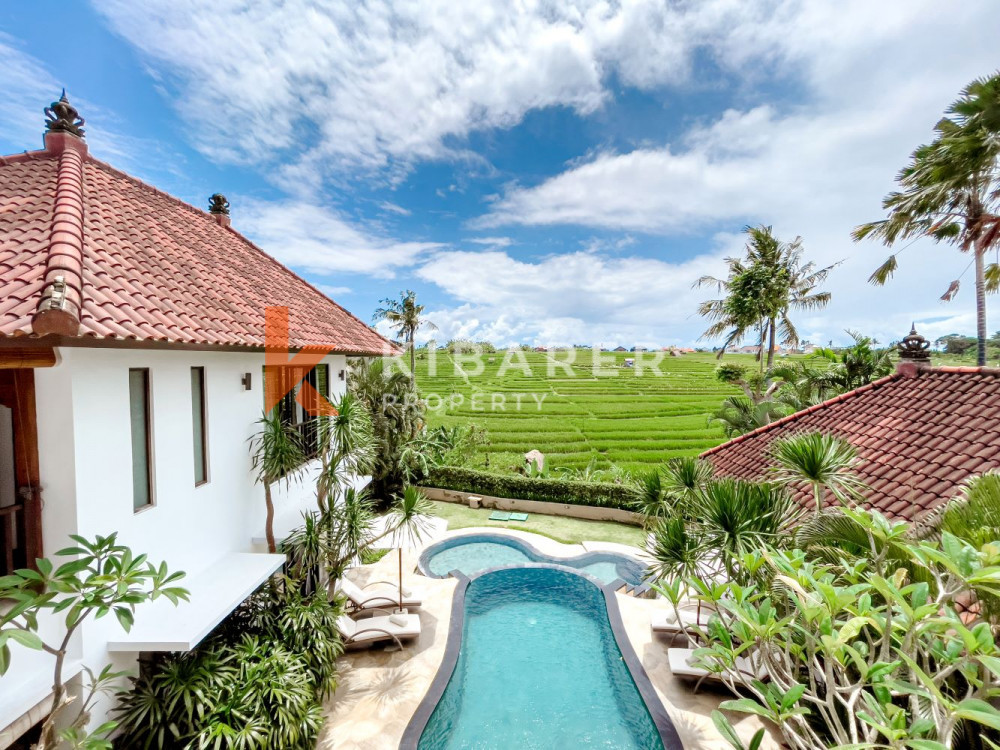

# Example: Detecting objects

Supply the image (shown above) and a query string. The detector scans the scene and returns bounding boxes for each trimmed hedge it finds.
[420,466,642,511]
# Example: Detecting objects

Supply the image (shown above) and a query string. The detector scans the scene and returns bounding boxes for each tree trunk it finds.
[408,325,416,384]
[398,547,403,613]
[976,242,988,367]
[264,482,277,554]
[766,317,777,371]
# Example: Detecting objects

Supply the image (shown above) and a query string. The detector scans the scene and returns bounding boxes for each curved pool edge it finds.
[397,562,684,750]
[417,529,649,584]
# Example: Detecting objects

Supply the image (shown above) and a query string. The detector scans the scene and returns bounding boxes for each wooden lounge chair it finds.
[335,576,423,613]
[667,647,769,692]
[337,611,421,649]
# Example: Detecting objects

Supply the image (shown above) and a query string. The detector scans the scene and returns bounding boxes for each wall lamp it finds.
[241,372,253,390]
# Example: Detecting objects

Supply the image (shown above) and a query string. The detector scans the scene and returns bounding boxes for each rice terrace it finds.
[414,348,771,474]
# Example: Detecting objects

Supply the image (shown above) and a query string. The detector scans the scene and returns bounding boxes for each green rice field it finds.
[412,349,788,475]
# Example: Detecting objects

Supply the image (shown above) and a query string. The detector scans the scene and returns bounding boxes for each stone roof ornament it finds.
[898,323,931,363]
[208,193,230,215]
[44,89,85,138]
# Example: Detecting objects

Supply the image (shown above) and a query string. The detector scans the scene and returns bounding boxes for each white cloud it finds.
[0,33,59,150]
[377,201,411,216]
[237,199,441,278]
[467,236,514,247]
[91,0,766,184]
[317,284,353,297]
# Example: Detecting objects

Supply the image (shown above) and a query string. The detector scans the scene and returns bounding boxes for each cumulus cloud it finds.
[237,200,440,278]
[91,0,772,185]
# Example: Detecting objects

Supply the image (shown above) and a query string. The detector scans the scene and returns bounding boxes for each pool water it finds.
[421,534,647,586]
[418,567,664,749]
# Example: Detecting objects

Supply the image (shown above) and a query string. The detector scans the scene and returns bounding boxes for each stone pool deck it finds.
[319,527,781,750]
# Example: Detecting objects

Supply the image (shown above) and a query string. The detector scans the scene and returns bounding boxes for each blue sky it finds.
[1,1,997,348]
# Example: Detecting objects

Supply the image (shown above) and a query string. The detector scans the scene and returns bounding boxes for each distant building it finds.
[613,346,627,352]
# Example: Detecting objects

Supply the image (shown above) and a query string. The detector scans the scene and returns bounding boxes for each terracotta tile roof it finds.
[700,366,1000,525]
[0,132,395,354]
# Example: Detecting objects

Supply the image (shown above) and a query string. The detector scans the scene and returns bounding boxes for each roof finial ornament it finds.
[898,323,930,363]
[208,194,230,216]
[44,89,85,137]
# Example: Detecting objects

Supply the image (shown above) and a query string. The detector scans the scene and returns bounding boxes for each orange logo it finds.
[264,306,338,417]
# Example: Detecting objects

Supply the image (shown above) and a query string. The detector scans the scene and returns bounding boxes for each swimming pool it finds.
[403,566,678,749]
[418,533,649,586]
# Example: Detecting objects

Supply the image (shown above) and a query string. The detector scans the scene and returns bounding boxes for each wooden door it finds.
[0,369,42,574]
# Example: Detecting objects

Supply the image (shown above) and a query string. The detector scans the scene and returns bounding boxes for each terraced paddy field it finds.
[412,349,791,475]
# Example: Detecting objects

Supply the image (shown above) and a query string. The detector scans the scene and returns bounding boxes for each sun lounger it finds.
[667,647,769,692]
[337,611,421,649]
[335,576,423,613]
[650,607,713,635]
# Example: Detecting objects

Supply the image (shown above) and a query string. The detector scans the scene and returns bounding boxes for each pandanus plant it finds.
[250,410,305,554]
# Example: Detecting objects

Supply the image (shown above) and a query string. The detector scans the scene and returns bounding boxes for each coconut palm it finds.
[854,73,1000,366]
[250,410,305,553]
[373,289,438,383]
[742,226,837,370]
[769,432,867,513]
[697,226,835,370]
[696,255,772,364]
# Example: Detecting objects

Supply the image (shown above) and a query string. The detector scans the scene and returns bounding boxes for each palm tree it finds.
[696,254,771,364]
[814,331,893,391]
[250,410,305,553]
[854,73,1000,366]
[742,226,837,370]
[769,432,867,513]
[697,226,835,370]
[709,395,785,438]
[373,290,438,383]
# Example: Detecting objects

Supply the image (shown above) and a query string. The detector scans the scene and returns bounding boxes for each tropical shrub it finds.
[116,581,342,749]
[0,534,187,750]
[657,508,1000,750]
[422,466,643,511]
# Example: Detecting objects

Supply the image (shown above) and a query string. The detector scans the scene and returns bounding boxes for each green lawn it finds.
[429,500,646,548]
[412,348,799,474]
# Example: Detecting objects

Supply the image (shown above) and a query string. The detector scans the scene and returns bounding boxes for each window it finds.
[262,364,331,457]
[128,369,153,510]
[191,367,208,485]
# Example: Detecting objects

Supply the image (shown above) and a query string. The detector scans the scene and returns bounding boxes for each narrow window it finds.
[315,363,329,400]
[191,367,208,485]
[128,369,153,510]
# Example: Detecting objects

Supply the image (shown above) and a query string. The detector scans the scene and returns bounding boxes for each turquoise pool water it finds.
[417,567,664,749]
[420,534,647,585]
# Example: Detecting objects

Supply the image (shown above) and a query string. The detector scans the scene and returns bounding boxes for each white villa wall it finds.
[0,346,347,742]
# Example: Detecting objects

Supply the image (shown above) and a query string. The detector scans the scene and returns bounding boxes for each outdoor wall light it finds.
[338,369,346,381]
[241,372,252,390]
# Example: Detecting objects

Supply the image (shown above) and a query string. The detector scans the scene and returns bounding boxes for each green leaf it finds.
[956,698,1000,731]
[2,629,43,650]
[710,710,745,750]
[719,698,774,720]
[904,739,948,750]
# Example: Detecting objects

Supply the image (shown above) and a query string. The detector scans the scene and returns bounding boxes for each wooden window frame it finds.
[129,368,155,512]
[263,364,331,462]
[191,366,209,487]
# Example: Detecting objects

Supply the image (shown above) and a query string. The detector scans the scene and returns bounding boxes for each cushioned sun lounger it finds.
[337,611,421,649]
[489,511,511,521]
[650,606,713,635]
[508,512,529,522]
[667,647,769,692]
[335,576,423,613]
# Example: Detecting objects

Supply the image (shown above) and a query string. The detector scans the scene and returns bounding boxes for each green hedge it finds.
[420,466,642,511]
